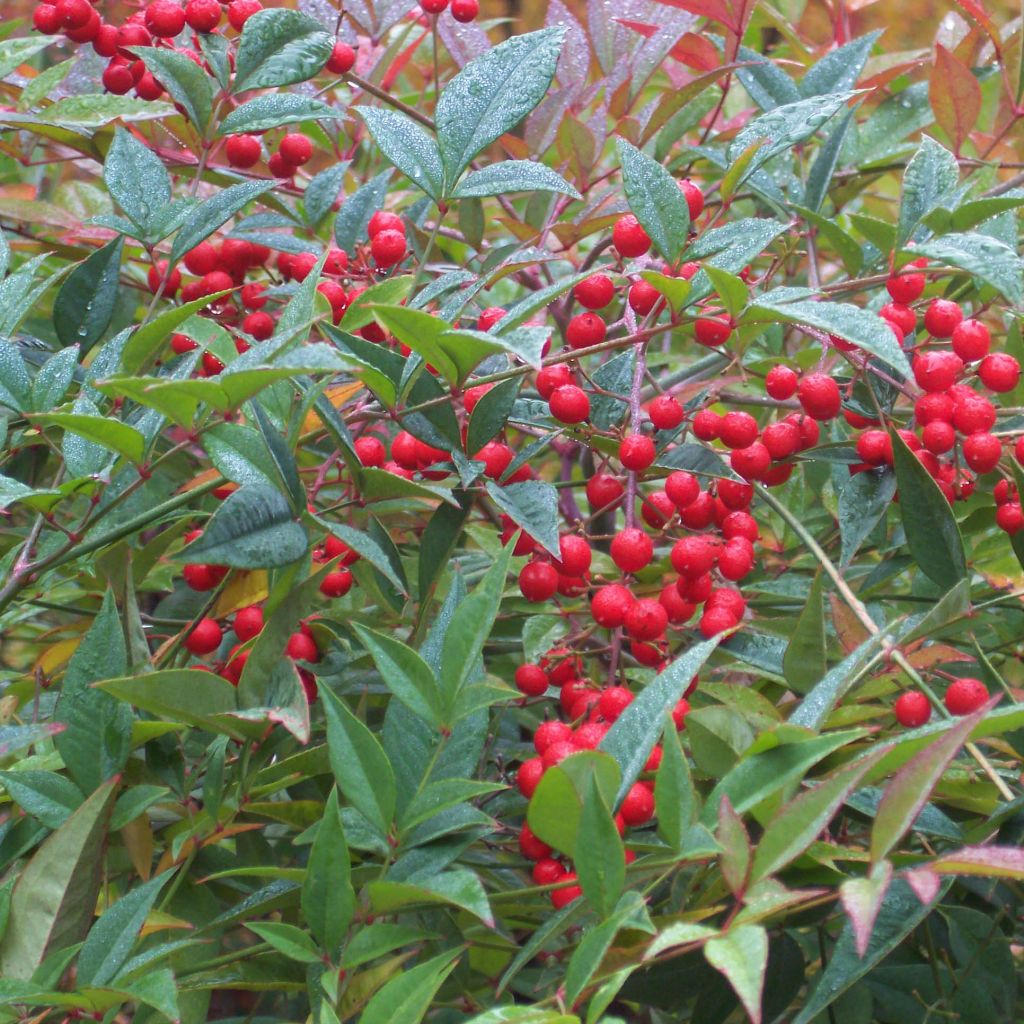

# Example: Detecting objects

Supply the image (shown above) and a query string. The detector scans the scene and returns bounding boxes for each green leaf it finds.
[368,870,493,925]
[792,205,862,275]
[0,37,49,81]
[435,27,566,184]
[897,135,960,246]
[304,161,349,227]
[576,776,625,917]
[103,127,171,234]
[912,232,1023,305]
[734,45,800,110]
[792,879,951,1024]
[838,468,895,565]
[120,297,230,374]
[170,179,276,264]
[29,345,78,412]
[599,636,721,805]
[527,750,621,857]
[319,521,408,593]
[467,377,519,453]
[53,236,123,352]
[321,686,396,840]
[616,139,690,262]
[484,480,559,557]
[782,572,826,694]
[353,624,442,727]
[96,670,242,736]
[0,771,81,829]
[717,796,752,896]
[803,109,854,213]
[54,589,132,795]
[701,265,748,319]
[246,920,320,963]
[340,924,438,969]
[338,276,413,331]
[749,755,879,883]
[418,498,472,603]
[335,170,391,254]
[77,873,171,986]
[178,483,307,569]
[654,717,698,850]
[232,8,333,92]
[441,326,549,376]
[370,305,458,384]
[0,780,117,979]
[800,32,880,97]
[32,411,145,464]
[357,108,445,202]
[748,290,911,375]
[203,422,280,489]
[439,540,515,711]
[219,93,347,134]
[703,925,768,1024]
[889,428,967,588]
[452,160,580,200]
[133,46,214,130]
[870,699,990,863]
[949,189,1024,231]
[359,949,461,1024]
[122,967,181,1020]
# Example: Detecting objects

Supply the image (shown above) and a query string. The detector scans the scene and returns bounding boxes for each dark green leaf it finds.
[576,776,624,917]
[133,47,213,130]
[334,170,391,254]
[103,127,170,234]
[800,32,880,97]
[616,139,690,262]
[171,179,276,264]
[353,624,442,726]
[360,950,460,1024]
[484,479,559,557]
[838,468,895,565]
[0,771,81,829]
[897,135,959,246]
[912,232,1023,305]
[357,108,445,201]
[452,160,580,200]
[53,236,123,353]
[304,161,349,227]
[218,94,346,134]
[232,8,333,92]
[302,788,354,957]
[783,572,827,694]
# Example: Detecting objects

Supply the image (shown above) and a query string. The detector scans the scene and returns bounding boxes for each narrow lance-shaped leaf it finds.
[53,236,123,353]
[357,108,445,201]
[301,788,354,957]
[616,138,689,262]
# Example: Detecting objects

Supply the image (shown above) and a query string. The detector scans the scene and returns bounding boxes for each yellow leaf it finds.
[213,570,269,617]
[300,382,364,435]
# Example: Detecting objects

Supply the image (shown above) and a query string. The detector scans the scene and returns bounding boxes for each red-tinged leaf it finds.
[930,44,982,154]
[380,28,431,91]
[651,0,737,33]
[903,867,941,905]
[704,924,768,1024]
[929,844,1024,878]
[717,796,751,897]
[951,0,1001,50]
[616,22,721,70]
[840,860,893,957]
[869,697,997,864]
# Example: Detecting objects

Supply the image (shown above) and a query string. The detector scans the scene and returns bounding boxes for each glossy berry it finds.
[619,434,656,472]
[962,432,1002,474]
[185,617,222,655]
[452,0,480,22]
[612,215,651,258]
[620,782,654,826]
[182,563,228,591]
[227,0,261,30]
[765,365,798,400]
[913,350,963,393]
[548,384,589,424]
[625,598,668,641]
[574,274,614,310]
[319,570,353,598]
[58,0,93,28]
[923,299,964,338]
[894,691,931,728]
[585,473,624,510]
[550,871,582,909]
[649,394,684,430]
[761,421,800,460]
[679,178,704,220]
[951,319,990,362]
[33,5,62,32]
[566,312,606,350]
[880,302,916,338]
[279,134,313,166]
[718,411,758,449]
[184,0,221,30]
[944,677,988,715]
[978,353,1020,393]
[144,1,186,37]
[326,40,356,74]
[514,664,549,697]
[516,757,545,798]
[286,631,319,663]
[371,229,406,268]
[519,561,559,602]
[421,0,448,11]
[730,442,771,481]
[691,409,721,440]
[226,134,261,168]
[798,373,841,421]
[234,605,264,641]
[610,528,653,574]
[694,317,731,347]
[886,271,925,304]
[628,279,659,315]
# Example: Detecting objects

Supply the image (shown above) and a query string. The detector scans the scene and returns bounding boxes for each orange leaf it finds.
[930,43,982,154]
[213,571,269,617]
[300,381,363,435]
[950,0,1001,53]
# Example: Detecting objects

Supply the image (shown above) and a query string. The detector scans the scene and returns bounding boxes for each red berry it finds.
[694,317,731,347]
[574,274,614,310]
[242,311,274,340]
[671,535,717,578]
[944,677,988,715]
[619,434,656,472]
[962,432,1002,473]
[116,23,152,56]
[367,211,404,237]
[598,686,634,722]
[648,394,684,430]
[585,473,624,510]
[183,563,228,591]
[519,561,559,602]
[234,605,264,641]
[894,691,931,728]
[550,871,582,909]
[548,384,589,424]
[451,0,479,21]
[514,664,549,697]
[665,470,699,509]
[421,0,448,11]
[628,279,659,315]
[691,408,721,440]
[135,72,164,101]
[923,299,964,338]
[718,538,755,581]
[268,152,295,178]
[996,503,1024,533]
[922,420,955,454]
[532,857,564,885]
[641,490,675,528]
[103,61,136,95]
[278,133,313,167]
[886,271,925,304]
[33,5,62,33]
[171,333,197,354]
[764,365,798,400]
[185,617,222,655]
[477,306,506,331]
[699,604,740,637]
[325,40,356,74]
[184,0,221,31]
[761,421,800,460]
[624,598,668,641]
[566,312,606,350]
[227,0,261,30]
[612,215,651,258]
[535,364,572,399]
[516,757,545,797]
[718,411,758,449]
[679,178,704,220]
[659,583,695,623]
[57,0,92,29]
[913,351,963,393]
[371,229,406,268]
[519,825,551,861]
[730,442,771,481]
[554,535,591,577]
[620,782,654,826]
[880,302,916,338]
[286,631,319,662]
[145,1,186,37]
[225,134,261,169]
[856,429,892,466]
[978,353,1020,393]
[591,584,635,628]
[952,394,995,435]
[320,570,353,598]
[797,373,841,420]
[951,319,990,362]
[610,528,653,574]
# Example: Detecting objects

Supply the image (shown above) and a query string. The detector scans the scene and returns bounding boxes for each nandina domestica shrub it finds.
[0,0,1023,1021]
